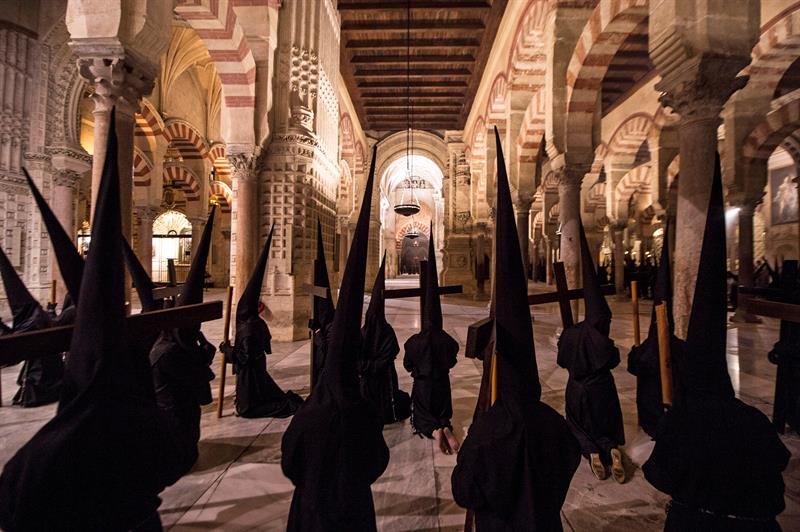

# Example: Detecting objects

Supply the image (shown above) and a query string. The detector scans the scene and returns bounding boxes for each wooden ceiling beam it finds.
[358,80,468,88]
[361,91,466,98]
[346,38,480,48]
[355,68,471,77]
[342,19,485,31]
[351,54,475,64]
[363,101,462,107]
[339,1,490,9]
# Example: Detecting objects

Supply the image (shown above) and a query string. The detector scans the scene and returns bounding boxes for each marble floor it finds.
[1,280,798,531]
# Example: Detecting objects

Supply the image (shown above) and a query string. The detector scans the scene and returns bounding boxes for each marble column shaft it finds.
[51,170,81,303]
[229,152,262,302]
[135,206,159,277]
[612,222,626,300]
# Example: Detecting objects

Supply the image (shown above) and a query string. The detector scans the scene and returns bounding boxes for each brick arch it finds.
[485,73,509,125]
[395,220,431,242]
[470,116,487,156]
[209,180,233,212]
[745,4,800,108]
[340,114,355,162]
[133,147,154,187]
[135,99,164,140]
[615,164,653,216]
[175,0,256,126]
[507,0,551,89]
[583,143,610,186]
[606,113,655,168]
[163,163,202,201]
[564,0,649,161]
[163,119,209,160]
[338,159,355,219]
[354,141,365,176]
[517,88,546,163]
[743,96,800,161]
[207,142,232,182]
[586,180,607,214]
[548,202,560,224]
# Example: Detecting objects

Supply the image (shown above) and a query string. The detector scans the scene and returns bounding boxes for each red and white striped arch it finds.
[564,0,649,159]
[209,180,233,212]
[507,0,551,90]
[133,147,154,187]
[743,96,800,161]
[175,0,257,112]
[395,220,431,243]
[745,4,800,108]
[163,120,209,160]
[207,142,232,182]
[163,163,202,202]
[340,114,355,162]
[606,113,654,166]
[485,74,509,126]
[517,88,546,163]
[136,100,164,140]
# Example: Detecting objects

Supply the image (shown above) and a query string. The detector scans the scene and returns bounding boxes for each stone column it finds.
[50,170,82,303]
[611,220,627,300]
[228,151,262,301]
[134,206,159,277]
[189,215,207,256]
[731,201,761,322]
[515,200,533,278]
[74,56,155,241]
[553,163,588,290]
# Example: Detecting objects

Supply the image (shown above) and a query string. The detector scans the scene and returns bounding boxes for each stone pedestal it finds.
[442,233,474,294]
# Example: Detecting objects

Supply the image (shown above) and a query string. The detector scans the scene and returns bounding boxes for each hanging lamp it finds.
[393,0,420,218]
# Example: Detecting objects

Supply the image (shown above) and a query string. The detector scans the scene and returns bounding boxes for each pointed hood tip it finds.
[178,205,216,307]
[492,127,541,399]
[237,222,274,322]
[579,219,611,329]
[423,223,443,330]
[0,245,40,323]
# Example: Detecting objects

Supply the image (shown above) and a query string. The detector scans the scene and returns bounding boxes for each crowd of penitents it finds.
[0,115,790,531]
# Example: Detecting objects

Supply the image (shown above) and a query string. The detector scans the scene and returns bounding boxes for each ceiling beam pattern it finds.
[339,0,507,133]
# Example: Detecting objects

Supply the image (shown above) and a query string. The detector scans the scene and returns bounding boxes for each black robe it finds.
[627,333,680,437]
[149,328,216,487]
[403,328,459,437]
[311,322,332,389]
[222,317,302,418]
[11,304,63,408]
[281,386,389,531]
[557,321,625,462]
[359,317,411,424]
[452,397,581,530]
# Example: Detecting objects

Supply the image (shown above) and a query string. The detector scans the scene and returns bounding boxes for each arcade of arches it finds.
[1,0,799,343]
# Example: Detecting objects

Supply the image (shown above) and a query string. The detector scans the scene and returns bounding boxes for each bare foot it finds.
[433,427,461,455]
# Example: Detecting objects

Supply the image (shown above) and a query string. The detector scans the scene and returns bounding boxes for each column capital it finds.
[76,55,156,116]
[655,55,749,124]
[514,198,533,214]
[53,169,84,189]
[134,205,161,224]
[228,151,264,182]
[610,219,628,232]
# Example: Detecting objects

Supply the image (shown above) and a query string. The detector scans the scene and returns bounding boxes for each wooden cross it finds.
[464,261,615,359]
[0,301,223,367]
[739,289,800,433]
[382,259,463,325]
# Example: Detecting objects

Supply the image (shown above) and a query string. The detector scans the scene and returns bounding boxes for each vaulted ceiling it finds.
[339,0,507,134]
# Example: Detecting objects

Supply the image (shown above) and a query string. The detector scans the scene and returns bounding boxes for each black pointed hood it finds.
[681,153,734,399]
[580,218,612,333]
[365,252,387,325]
[177,205,215,307]
[23,168,84,304]
[237,223,273,324]
[322,145,376,404]
[314,219,335,327]
[423,223,443,330]
[122,237,156,313]
[493,126,541,403]
[0,246,42,328]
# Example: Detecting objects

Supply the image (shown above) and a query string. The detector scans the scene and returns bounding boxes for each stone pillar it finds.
[228,151,263,300]
[612,220,627,300]
[74,56,155,241]
[553,163,588,290]
[189,215,207,256]
[731,201,761,322]
[50,170,82,303]
[134,206,159,277]
[649,0,758,336]
[515,200,532,278]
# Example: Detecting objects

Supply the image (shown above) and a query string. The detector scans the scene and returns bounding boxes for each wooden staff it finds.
[631,280,641,347]
[49,279,57,307]
[655,302,673,408]
[216,285,234,418]
[490,352,498,405]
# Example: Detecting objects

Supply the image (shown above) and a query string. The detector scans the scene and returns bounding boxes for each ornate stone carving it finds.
[53,170,83,189]
[228,152,264,182]
[134,205,161,224]
[76,55,156,116]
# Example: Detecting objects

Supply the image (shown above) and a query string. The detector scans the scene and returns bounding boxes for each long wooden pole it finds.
[655,302,673,408]
[50,279,57,307]
[216,286,234,418]
[490,352,497,405]
[631,280,641,347]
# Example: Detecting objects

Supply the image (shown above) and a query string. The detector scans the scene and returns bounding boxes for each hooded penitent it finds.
[0,108,166,530]
[24,168,84,311]
[311,219,335,388]
[281,146,389,532]
[767,259,800,431]
[556,215,625,463]
[452,127,580,531]
[222,224,303,418]
[359,252,411,424]
[0,246,61,407]
[403,223,459,437]
[148,205,217,487]
[643,154,790,531]
[627,227,680,436]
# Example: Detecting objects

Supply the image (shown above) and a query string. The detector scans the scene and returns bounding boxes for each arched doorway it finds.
[152,210,192,283]
[380,153,445,278]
